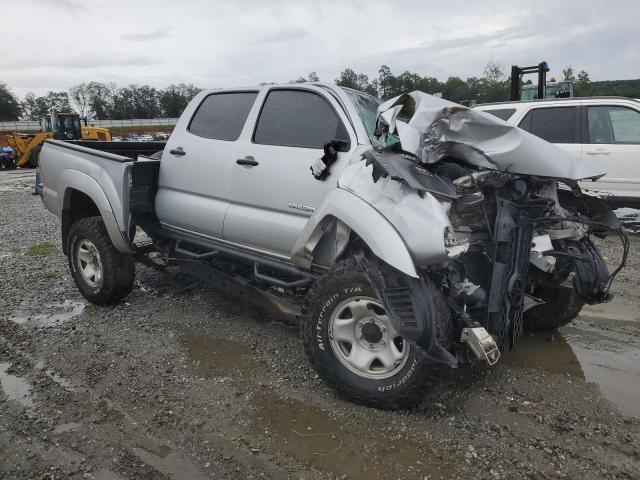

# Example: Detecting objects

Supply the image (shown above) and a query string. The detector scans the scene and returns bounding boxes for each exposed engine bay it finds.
[348,91,629,366]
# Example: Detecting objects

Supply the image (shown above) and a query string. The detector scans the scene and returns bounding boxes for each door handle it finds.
[169,147,186,156]
[236,156,259,166]
[585,149,611,155]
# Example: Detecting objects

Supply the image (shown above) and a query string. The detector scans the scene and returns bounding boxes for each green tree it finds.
[0,82,21,121]
[442,77,469,103]
[290,72,320,84]
[20,92,46,120]
[335,68,377,96]
[45,91,72,112]
[562,66,575,82]
[159,83,202,118]
[86,82,115,120]
[377,65,398,100]
[575,70,592,96]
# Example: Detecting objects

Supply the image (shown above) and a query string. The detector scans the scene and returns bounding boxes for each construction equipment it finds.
[6,112,111,168]
[510,61,574,101]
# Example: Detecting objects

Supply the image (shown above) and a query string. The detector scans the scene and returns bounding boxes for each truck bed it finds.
[62,140,166,160]
[39,139,162,250]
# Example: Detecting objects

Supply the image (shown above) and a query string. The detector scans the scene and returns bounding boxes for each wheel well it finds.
[61,189,100,255]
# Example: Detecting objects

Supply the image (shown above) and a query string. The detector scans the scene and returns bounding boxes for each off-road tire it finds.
[301,256,451,410]
[67,216,135,305]
[523,287,586,330]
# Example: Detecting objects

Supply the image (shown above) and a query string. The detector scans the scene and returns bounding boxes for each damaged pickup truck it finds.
[38,84,628,409]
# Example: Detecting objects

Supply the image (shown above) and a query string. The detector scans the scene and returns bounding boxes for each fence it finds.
[0,118,179,132]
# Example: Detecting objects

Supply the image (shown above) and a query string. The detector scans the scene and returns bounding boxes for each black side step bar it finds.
[175,257,302,323]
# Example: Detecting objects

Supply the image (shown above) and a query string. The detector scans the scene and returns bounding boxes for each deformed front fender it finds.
[291,188,418,278]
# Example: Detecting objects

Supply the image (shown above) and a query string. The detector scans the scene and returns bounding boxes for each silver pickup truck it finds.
[39,83,627,409]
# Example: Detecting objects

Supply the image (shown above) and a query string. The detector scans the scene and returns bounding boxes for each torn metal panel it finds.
[376,91,606,182]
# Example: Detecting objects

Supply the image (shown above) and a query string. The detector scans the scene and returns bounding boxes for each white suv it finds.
[476,97,640,206]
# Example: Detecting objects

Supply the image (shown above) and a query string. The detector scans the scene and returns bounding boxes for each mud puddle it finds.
[506,324,640,417]
[10,299,85,327]
[180,333,262,379]
[251,390,454,480]
[0,362,35,408]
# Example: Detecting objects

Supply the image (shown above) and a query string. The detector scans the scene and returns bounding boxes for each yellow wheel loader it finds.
[6,112,111,168]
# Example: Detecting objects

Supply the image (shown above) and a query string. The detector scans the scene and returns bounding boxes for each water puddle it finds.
[132,447,210,480]
[10,300,85,327]
[0,362,35,408]
[180,333,259,378]
[580,296,640,324]
[251,390,453,479]
[506,325,640,417]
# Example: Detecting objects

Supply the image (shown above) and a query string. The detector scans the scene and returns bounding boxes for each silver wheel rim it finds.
[328,296,410,380]
[76,239,103,288]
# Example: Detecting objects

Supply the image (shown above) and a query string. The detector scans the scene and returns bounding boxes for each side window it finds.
[482,108,516,121]
[518,107,578,143]
[188,92,258,141]
[588,106,640,144]
[254,90,349,149]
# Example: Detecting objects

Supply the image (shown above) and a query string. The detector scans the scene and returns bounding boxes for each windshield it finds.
[344,88,400,148]
[344,89,380,142]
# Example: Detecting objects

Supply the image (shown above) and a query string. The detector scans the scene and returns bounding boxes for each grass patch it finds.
[11,246,21,253]
[27,242,55,256]
[44,271,59,278]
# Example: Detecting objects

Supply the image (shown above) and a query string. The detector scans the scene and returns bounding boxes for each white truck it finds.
[38,84,627,409]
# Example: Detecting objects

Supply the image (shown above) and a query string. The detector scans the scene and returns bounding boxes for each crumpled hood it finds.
[376,91,606,182]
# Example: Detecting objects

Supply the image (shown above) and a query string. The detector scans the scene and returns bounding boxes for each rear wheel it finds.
[302,256,451,410]
[524,287,585,330]
[67,216,134,305]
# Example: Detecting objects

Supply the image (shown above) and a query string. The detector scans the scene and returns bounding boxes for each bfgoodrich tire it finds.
[67,216,135,305]
[301,257,450,410]
[523,286,586,330]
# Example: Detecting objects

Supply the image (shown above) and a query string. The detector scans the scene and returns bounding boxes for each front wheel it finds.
[301,257,449,410]
[523,287,586,330]
[67,216,135,305]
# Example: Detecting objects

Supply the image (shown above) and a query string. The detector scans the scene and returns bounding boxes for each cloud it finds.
[123,29,170,42]
[253,29,307,44]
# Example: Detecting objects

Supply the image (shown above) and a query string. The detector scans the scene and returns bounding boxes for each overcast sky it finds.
[3,0,639,98]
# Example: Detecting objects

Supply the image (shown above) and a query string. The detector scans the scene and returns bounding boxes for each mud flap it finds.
[354,252,458,367]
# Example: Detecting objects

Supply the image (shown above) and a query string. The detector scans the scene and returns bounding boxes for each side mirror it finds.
[332,139,351,152]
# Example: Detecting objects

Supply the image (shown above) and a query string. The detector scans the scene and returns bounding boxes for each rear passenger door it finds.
[583,105,640,197]
[223,87,355,258]
[518,106,582,160]
[156,91,258,239]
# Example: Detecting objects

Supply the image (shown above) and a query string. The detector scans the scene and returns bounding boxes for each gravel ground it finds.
[1,169,639,480]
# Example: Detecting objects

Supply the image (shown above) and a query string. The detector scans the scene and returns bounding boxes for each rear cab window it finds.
[253,89,349,149]
[518,106,579,143]
[188,92,258,141]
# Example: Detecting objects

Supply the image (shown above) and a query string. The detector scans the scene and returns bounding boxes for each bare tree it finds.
[69,83,91,118]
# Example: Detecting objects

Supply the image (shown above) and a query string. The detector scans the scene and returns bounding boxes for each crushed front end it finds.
[354,90,629,367]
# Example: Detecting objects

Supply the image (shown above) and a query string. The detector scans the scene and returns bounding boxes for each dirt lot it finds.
[1,169,639,480]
